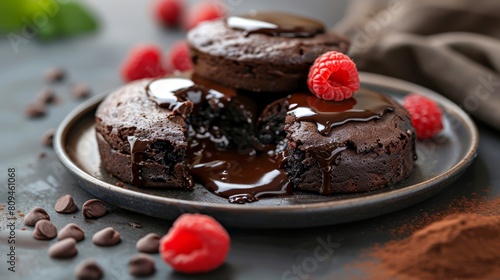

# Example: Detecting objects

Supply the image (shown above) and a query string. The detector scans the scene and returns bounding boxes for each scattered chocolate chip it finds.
[21,227,26,231]
[82,199,106,219]
[92,227,121,246]
[72,83,91,99]
[55,194,78,213]
[75,259,103,280]
[128,222,142,229]
[36,88,56,104]
[25,102,47,118]
[129,254,156,277]
[44,67,65,83]
[39,152,47,159]
[58,223,85,242]
[136,233,161,253]
[48,238,77,258]
[115,181,125,187]
[33,220,57,240]
[41,128,56,148]
[24,207,50,226]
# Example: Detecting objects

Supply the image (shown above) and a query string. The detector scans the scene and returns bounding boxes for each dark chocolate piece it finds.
[55,194,78,213]
[92,227,121,246]
[24,207,50,226]
[58,223,85,242]
[129,254,156,277]
[44,67,65,83]
[48,238,77,258]
[75,259,103,280]
[82,199,106,219]
[72,83,91,99]
[36,88,56,104]
[32,220,57,240]
[41,128,55,148]
[25,102,47,118]
[136,233,161,253]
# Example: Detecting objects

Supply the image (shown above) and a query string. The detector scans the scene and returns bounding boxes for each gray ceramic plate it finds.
[54,73,478,228]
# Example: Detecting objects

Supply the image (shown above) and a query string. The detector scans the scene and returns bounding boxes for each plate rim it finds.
[54,72,479,214]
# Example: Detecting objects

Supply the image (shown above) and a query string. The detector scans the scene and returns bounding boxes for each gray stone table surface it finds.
[1,0,499,279]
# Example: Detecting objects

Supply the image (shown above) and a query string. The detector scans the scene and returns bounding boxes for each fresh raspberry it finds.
[183,1,226,31]
[154,0,183,28]
[403,94,444,139]
[307,51,360,101]
[167,40,192,71]
[159,213,230,274]
[121,45,167,82]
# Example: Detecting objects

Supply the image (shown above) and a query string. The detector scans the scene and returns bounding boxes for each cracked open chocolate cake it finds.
[95,12,416,203]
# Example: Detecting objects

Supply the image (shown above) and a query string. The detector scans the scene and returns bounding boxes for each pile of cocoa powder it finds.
[354,198,500,280]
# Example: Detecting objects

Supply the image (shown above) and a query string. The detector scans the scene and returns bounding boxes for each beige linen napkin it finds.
[335,0,500,129]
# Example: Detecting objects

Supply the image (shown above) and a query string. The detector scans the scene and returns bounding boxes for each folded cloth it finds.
[335,0,500,130]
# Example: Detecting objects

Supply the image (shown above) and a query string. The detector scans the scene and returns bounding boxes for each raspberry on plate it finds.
[307,51,360,101]
[154,0,183,28]
[121,45,167,82]
[183,1,226,31]
[403,94,444,139]
[167,40,192,71]
[159,213,230,274]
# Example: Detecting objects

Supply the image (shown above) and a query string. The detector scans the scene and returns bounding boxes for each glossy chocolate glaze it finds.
[226,12,325,38]
[286,89,395,195]
[188,138,291,203]
[288,90,395,135]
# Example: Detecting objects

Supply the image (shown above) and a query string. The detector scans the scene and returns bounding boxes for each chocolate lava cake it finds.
[187,12,350,92]
[95,74,261,189]
[95,12,417,202]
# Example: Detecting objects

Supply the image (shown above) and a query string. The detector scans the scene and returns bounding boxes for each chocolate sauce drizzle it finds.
[287,90,395,195]
[188,139,291,203]
[127,136,150,186]
[226,12,325,38]
[288,90,395,135]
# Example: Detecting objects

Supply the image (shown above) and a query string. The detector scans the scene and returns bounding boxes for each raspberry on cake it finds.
[307,51,360,101]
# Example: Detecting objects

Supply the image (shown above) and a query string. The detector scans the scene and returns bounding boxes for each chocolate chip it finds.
[136,233,161,253]
[92,227,121,246]
[24,207,50,226]
[129,254,156,277]
[41,128,56,148]
[55,194,78,213]
[72,83,91,99]
[25,102,47,118]
[82,199,106,219]
[36,88,56,104]
[39,152,47,159]
[33,220,57,240]
[48,238,77,258]
[58,223,85,242]
[75,259,103,280]
[44,67,65,83]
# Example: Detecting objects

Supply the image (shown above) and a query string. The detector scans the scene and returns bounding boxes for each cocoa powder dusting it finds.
[354,198,500,280]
